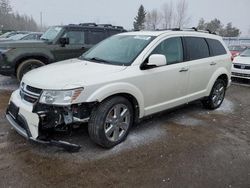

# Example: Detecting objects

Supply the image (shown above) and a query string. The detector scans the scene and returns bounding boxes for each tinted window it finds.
[207,39,227,56]
[151,37,183,65]
[86,30,107,45]
[185,37,209,60]
[63,30,85,44]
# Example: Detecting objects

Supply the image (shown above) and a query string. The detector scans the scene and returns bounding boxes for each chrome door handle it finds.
[210,62,217,66]
[179,67,189,72]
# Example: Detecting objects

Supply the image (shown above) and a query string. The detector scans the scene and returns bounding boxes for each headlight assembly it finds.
[39,88,84,105]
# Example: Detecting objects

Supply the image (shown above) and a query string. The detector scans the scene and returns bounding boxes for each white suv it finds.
[6,30,232,150]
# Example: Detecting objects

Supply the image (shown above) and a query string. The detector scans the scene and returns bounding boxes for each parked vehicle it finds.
[232,48,250,79]
[0,32,43,42]
[228,45,248,58]
[0,31,30,39]
[6,29,231,150]
[0,23,126,81]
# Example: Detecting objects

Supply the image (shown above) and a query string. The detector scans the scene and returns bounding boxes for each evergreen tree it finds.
[133,5,147,31]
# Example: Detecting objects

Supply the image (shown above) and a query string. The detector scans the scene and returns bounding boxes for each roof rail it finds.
[172,27,217,35]
[79,23,98,27]
[98,24,113,27]
[78,23,124,30]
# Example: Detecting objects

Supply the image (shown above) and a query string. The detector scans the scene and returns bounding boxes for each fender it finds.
[86,82,145,118]
[206,67,230,96]
[13,52,54,66]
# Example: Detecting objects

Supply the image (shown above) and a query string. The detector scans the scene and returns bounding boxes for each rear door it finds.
[183,36,214,101]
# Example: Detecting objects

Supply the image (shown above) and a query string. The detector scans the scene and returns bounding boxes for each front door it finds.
[52,30,90,62]
[140,37,190,115]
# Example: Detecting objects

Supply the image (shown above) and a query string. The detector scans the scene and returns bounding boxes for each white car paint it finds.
[232,56,250,79]
[8,30,232,140]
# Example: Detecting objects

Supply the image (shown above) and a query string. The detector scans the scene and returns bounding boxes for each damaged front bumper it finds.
[5,89,94,152]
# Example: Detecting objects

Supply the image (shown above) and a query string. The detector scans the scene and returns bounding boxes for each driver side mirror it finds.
[148,54,167,67]
[59,37,69,47]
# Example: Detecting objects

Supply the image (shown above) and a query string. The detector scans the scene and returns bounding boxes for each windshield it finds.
[240,48,250,57]
[81,35,155,66]
[229,46,246,52]
[0,32,13,39]
[41,26,62,41]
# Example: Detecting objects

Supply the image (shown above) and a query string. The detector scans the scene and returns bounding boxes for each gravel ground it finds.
[0,75,250,188]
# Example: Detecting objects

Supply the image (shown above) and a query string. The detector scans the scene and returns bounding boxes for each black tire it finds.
[16,59,45,81]
[88,96,134,148]
[202,79,226,110]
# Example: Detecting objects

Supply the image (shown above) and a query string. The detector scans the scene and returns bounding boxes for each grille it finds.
[232,72,250,78]
[233,63,250,70]
[20,83,42,104]
[26,85,42,94]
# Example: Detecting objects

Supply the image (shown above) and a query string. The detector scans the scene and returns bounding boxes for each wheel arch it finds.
[86,83,145,120]
[14,54,53,75]
[206,67,230,96]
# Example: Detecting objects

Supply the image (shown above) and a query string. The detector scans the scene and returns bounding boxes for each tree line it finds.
[0,0,39,32]
[133,1,240,37]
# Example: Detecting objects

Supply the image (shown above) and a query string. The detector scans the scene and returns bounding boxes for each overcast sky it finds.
[10,0,250,35]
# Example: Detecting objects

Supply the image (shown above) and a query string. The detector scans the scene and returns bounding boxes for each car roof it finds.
[118,30,222,40]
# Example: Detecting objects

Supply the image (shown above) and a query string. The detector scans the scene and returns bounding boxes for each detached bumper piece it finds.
[6,109,81,152]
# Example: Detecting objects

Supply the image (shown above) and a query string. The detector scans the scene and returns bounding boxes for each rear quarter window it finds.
[206,39,227,56]
[184,37,210,61]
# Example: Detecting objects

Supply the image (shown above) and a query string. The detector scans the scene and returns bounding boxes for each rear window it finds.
[184,37,210,60]
[207,39,227,56]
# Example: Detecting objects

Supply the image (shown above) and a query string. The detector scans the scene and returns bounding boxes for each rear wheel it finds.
[202,79,226,110]
[88,96,134,148]
[16,59,45,81]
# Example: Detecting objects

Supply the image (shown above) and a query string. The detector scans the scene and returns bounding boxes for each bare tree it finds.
[0,0,39,31]
[162,1,174,29]
[175,0,190,28]
[145,9,162,30]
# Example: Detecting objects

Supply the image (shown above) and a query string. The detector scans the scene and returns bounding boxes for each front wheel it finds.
[202,79,226,110]
[88,96,134,148]
[16,59,45,81]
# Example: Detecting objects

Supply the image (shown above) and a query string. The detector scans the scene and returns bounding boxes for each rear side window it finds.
[184,37,209,60]
[206,39,227,56]
[86,30,107,45]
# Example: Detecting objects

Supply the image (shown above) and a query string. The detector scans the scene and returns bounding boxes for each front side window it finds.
[185,37,209,60]
[151,37,183,65]
[81,35,155,66]
[63,30,85,44]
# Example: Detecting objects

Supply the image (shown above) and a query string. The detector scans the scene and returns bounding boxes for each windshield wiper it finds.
[41,37,49,41]
[88,57,109,63]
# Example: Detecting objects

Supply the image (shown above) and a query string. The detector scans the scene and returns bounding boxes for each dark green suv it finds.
[0,23,126,81]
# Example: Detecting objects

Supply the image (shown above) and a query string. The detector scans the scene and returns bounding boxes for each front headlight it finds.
[39,88,84,105]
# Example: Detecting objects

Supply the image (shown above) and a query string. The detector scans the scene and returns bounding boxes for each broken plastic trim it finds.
[5,111,81,152]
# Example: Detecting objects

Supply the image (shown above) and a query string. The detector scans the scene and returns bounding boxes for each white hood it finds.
[233,56,250,64]
[22,58,127,89]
